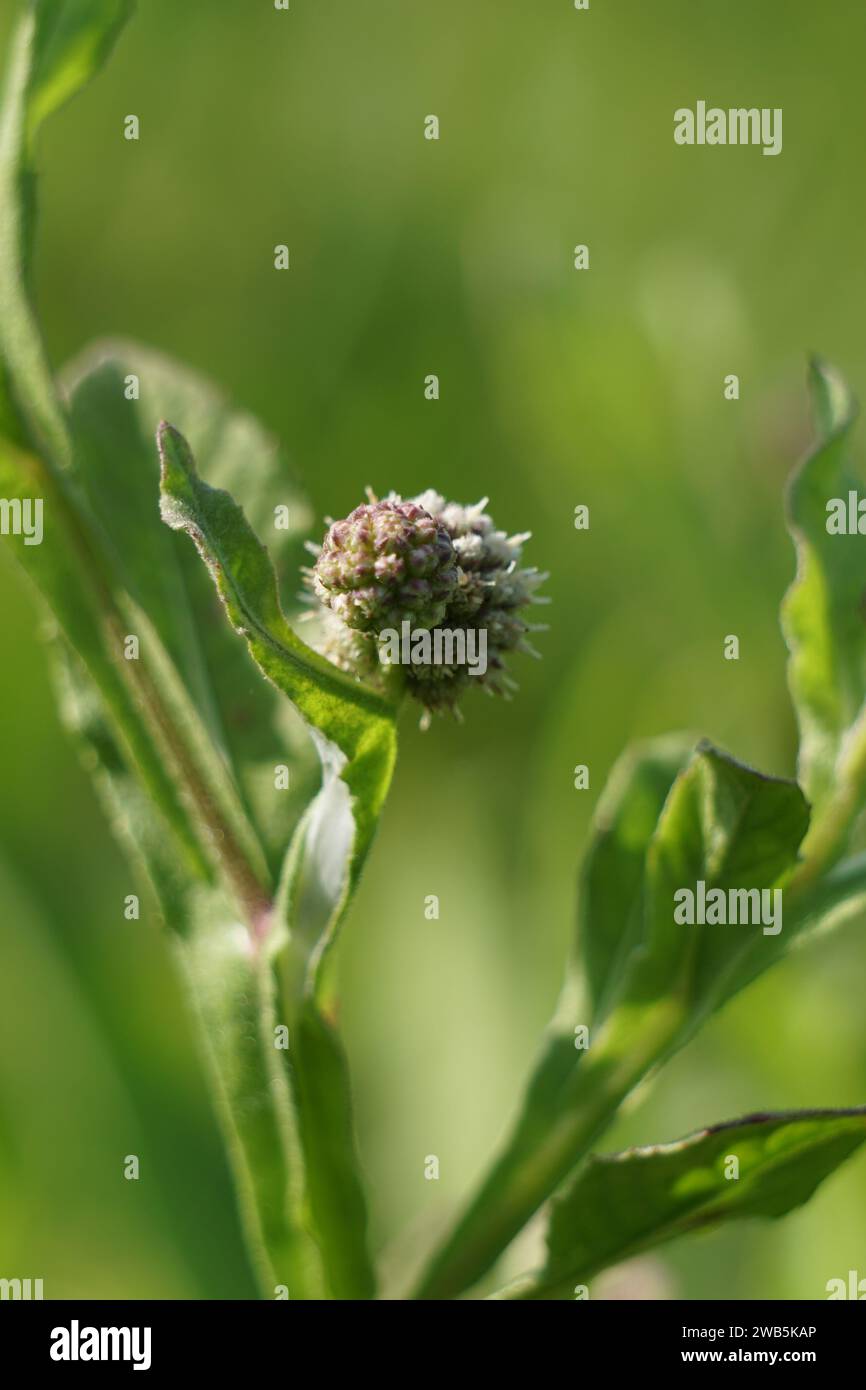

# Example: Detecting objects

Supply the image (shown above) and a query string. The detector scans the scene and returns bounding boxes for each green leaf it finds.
[503,1108,866,1299]
[290,1001,376,1299]
[415,741,810,1299]
[0,5,379,1303]
[62,341,320,873]
[175,900,327,1300]
[158,421,391,1298]
[0,1,133,464]
[414,736,692,1298]
[623,741,809,1019]
[1,8,265,917]
[26,0,134,145]
[158,420,399,993]
[57,630,358,1302]
[783,358,864,814]
[53,640,324,1298]
[0,13,70,464]
[578,734,695,1022]
[1,20,227,900]
[53,640,199,928]
[0,431,222,891]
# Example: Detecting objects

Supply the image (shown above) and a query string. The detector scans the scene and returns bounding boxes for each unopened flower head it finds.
[312,499,458,633]
[304,488,548,722]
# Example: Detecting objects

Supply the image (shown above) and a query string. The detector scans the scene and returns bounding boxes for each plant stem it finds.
[416,844,866,1301]
[787,848,866,925]
[178,922,326,1300]
[789,707,866,893]
[414,998,683,1300]
[106,603,274,929]
[13,438,273,932]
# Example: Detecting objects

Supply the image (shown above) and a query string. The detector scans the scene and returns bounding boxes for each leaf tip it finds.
[807,356,858,442]
[156,419,196,479]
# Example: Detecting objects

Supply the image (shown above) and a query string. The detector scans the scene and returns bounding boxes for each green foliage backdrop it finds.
[2,0,866,1298]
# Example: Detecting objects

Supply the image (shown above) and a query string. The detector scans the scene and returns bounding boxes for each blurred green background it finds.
[2,0,866,1299]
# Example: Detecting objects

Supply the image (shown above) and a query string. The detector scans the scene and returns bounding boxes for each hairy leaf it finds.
[176,902,326,1299]
[0,2,379,1304]
[158,423,391,1296]
[54,640,201,926]
[0,431,221,886]
[53,640,324,1297]
[289,1001,377,1299]
[62,341,320,871]
[158,421,398,993]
